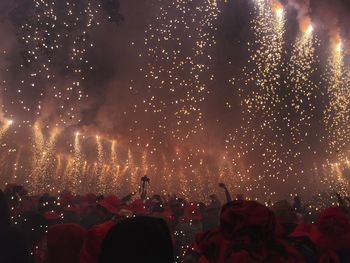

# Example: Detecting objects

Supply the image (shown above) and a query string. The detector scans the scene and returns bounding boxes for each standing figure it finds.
[140,175,150,199]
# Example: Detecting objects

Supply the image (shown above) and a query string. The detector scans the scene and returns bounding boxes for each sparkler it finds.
[96,135,107,194]
[70,132,84,194]
[109,140,120,193]
[324,37,349,161]
[234,0,287,199]
[128,149,139,193]
[0,119,13,141]
[30,127,59,193]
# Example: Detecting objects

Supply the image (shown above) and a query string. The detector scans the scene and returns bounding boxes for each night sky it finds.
[0,0,350,201]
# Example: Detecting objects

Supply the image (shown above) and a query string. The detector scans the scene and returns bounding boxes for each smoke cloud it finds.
[310,0,350,51]
[287,0,311,32]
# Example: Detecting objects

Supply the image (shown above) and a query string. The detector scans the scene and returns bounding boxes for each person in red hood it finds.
[186,200,304,263]
[184,228,228,263]
[289,223,318,262]
[80,220,116,263]
[310,207,350,263]
[220,200,303,263]
[47,224,87,263]
[80,195,125,263]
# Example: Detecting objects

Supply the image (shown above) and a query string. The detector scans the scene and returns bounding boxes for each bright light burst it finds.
[69,132,84,194]
[0,120,13,141]
[232,0,287,199]
[288,26,318,142]
[324,38,350,161]
[96,135,107,194]
[30,126,59,193]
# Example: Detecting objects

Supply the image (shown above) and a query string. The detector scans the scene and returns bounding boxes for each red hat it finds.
[220,200,276,240]
[183,202,202,222]
[128,199,148,215]
[80,220,116,263]
[48,224,87,263]
[99,195,121,214]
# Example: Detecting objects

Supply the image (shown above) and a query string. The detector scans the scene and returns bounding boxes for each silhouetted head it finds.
[0,189,11,228]
[99,216,173,263]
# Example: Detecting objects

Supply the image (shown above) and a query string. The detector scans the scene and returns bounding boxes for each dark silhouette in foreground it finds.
[99,216,173,263]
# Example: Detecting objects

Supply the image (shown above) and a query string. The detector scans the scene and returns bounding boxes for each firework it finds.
[96,135,107,194]
[0,119,13,141]
[30,126,59,193]
[324,38,349,161]
[109,140,120,193]
[1,0,350,200]
[69,132,84,194]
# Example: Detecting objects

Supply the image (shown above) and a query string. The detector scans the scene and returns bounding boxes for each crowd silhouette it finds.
[1,182,350,263]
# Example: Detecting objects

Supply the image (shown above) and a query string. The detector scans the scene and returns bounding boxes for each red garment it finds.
[289,222,315,239]
[194,201,304,263]
[80,220,115,263]
[311,207,350,263]
[220,200,276,240]
[128,199,148,215]
[98,195,121,214]
[195,229,229,263]
[47,223,87,263]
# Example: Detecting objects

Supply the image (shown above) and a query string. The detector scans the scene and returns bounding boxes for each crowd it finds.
[1,182,350,263]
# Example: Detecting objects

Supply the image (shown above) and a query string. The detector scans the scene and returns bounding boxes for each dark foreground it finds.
[1,183,350,263]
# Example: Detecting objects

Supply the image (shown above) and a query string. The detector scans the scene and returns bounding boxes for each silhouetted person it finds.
[140,175,150,199]
[99,216,173,263]
[0,189,28,263]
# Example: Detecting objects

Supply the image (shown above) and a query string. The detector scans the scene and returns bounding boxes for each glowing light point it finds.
[306,25,313,35]
[76,132,80,137]
[275,8,284,19]
[96,135,100,140]
[336,41,342,52]
[7,120,13,126]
